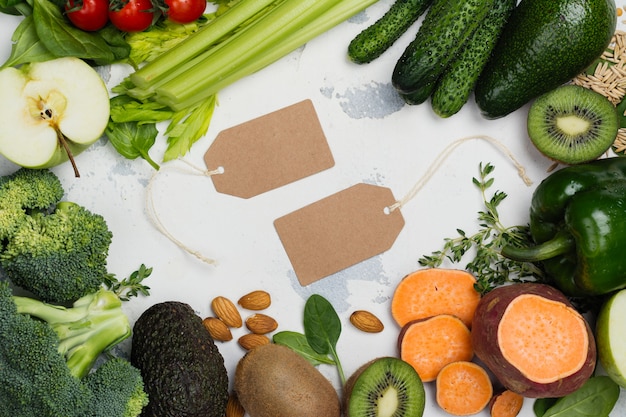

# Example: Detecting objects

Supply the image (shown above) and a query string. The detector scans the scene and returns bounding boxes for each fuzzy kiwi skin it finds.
[471,283,596,398]
[234,343,341,417]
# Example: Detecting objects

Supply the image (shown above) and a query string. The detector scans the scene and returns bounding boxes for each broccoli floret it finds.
[13,287,132,379]
[0,168,64,242]
[0,168,113,304]
[0,282,148,417]
[85,358,150,417]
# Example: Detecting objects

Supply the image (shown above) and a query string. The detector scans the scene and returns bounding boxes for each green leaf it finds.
[534,398,558,417]
[273,331,336,366]
[32,0,116,63]
[303,294,341,355]
[163,94,216,161]
[2,14,56,68]
[105,108,160,171]
[542,376,620,417]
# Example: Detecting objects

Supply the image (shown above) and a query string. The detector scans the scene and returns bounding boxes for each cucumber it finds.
[474,0,617,119]
[430,0,516,118]
[399,79,437,105]
[347,0,434,64]
[392,0,496,95]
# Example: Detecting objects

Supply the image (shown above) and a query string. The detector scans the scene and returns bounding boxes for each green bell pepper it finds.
[502,157,626,296]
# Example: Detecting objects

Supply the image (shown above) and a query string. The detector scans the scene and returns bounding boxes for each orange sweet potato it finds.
[471,283,596,398]
[436,361,493,416]
[489,389,524,417]
[398,314,474,382]
[391,268,481,328]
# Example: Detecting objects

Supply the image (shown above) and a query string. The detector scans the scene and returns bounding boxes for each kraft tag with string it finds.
[274,183,405,286]
[204,99,335,199]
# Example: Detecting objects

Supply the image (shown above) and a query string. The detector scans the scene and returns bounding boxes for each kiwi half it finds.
[527,84,618,164]
[344,357,425,417]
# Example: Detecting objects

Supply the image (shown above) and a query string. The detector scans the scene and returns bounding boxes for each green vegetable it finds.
[0,281,148,417]
[392,0,496,95]
[0,168,113,304]
[419,163,542,295]
[474,0,616,119]
[273,294,346,385]
[536,376,620,417]
[130,301,229,417]
[430,0,515,117]
[13,288,132,378]
[2,0,130,68]
[273,330,337,366]
[347,0,433,64]
[501,157,626,297]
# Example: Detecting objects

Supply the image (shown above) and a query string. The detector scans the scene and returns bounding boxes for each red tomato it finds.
[108,0,155,32]
[164,0,205,23]
[65,0,109,32]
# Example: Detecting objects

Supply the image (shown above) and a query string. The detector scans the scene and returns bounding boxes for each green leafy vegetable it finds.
[303,294,345,385]
[103,264,153,302]
[1,15,56,68]
[419,162,543,294]
[272,331,336,366]
[537,376,620,417]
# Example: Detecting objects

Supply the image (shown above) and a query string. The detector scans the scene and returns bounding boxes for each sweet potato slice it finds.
[391,268,481,328]
[436,361,493,416]
[398,314,473,382]
[489,390,524,417]
[472,283,596,398]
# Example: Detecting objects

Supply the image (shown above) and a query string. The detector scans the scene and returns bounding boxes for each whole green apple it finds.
[0,57,110,177]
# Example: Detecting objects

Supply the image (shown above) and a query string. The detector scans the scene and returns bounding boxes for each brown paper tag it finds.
[274,183,405,286]
[204,99,335,199]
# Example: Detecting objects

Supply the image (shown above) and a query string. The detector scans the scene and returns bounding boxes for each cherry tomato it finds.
[108,0,155,32]
[164,0,205,23]
[65,0,109,32]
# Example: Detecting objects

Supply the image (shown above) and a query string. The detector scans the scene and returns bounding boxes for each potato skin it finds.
[471,283,596,398]
[235,343,341,417]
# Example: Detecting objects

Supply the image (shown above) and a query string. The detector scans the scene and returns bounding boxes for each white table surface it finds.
[1,3,625,415]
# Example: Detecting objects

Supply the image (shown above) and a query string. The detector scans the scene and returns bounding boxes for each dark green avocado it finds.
[474,0,616,119]
[131,301,229,417]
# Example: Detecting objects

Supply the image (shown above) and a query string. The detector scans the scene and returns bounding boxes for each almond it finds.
[245,313,278,334]
[350,310,384,333]
[211,296,242,328]
[225,393,245,417]
[238,333,270,350]
[202,317,233,342]
[238,290,271,310]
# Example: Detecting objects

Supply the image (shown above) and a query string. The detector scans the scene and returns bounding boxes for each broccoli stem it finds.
[13,289,131,378]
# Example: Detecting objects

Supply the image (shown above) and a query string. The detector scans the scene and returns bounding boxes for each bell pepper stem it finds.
[501,232,576,262]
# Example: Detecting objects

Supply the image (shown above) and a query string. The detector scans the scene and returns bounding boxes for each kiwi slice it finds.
[344,357,425,417]
[527,84,618,164]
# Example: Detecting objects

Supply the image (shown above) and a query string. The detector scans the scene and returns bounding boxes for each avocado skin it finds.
[474,0,617,119]
[131,301,229,417]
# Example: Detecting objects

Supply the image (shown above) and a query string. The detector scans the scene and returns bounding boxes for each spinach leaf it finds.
[109,94,174,124]
[273,331,336,367]
[534,398,558,417]
[303,294,345,384]
[105,115,160,171]
[542,376,620,417]
[32,0,116,63]
[1,14,56,68]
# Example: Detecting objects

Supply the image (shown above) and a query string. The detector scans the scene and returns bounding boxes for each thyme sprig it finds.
[418,163,544,294]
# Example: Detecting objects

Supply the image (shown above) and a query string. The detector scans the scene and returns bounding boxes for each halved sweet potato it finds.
[398,314,474,382]
[471,283,596,398]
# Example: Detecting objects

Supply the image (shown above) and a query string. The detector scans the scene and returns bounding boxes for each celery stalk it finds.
[129,0,281,89]
[154,0,343,111]
[156,0,379,111]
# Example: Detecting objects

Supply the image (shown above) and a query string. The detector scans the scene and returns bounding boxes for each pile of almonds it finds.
[203,290,278,350]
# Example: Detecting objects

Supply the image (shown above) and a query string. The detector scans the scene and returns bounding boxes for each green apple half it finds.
[596,288,626,387]
[0,57,110,177]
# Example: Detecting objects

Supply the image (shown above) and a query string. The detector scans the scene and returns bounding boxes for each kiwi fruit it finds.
[234,343,341,417]
[343,357,425,417]
[527,84,618,165]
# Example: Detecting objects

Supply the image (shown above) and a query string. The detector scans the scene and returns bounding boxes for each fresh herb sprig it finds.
[103,264,153,301]
[273,294,346,385]
[419,162,543,294]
